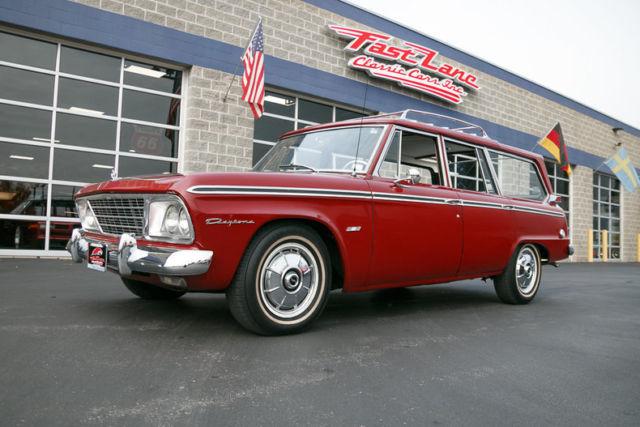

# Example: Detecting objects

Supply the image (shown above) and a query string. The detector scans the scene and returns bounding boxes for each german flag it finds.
[538,123,572,176]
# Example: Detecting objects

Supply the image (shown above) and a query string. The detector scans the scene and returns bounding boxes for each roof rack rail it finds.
[369,109,488,138]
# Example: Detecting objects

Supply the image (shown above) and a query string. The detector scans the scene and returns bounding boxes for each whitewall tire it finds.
[226,224,331,335]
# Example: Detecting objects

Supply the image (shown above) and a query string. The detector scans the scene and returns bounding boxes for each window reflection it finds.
[48,221,77,250]
[0,142,50,179]
[336,107,364,121]
[0,66,54,105]
[254,115,294,142]
[0,32,56,70]
[0,219,46,249]
[60,46,120,82]
[0,180,48,215]
[118,156,176,178]
[122,89,180,125]
[252,142,273,165]
[298,99,332,123]
[55,113,117,150]
[0,104,52,141]
[120,123,178,158]
[57,77,118,116]
[52,149,114,183]
[123,60,181,94]
[264,91,295,117]
[51,185,81,218]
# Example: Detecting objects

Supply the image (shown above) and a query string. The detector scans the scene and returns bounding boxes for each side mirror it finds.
[393,168,421,187]
[548,194,562,206]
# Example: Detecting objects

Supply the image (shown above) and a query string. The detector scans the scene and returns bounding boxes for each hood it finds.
[76,174,185,197]
[76,171,369,198]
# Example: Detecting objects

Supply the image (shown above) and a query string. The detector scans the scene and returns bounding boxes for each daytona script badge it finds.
[329,25,480,104]
[206,218,255,226]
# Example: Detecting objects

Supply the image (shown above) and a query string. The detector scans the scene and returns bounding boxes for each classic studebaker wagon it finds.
[67,110,572,335]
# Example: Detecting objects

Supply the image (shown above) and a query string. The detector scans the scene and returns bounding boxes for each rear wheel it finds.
[121,278,186,300]
[493,244,541,304]
[226,224,331,335]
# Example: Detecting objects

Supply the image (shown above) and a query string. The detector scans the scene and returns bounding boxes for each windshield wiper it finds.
[278,163,317,172]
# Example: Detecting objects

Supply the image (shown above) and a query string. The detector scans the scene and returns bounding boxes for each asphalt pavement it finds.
[0,259,639,426]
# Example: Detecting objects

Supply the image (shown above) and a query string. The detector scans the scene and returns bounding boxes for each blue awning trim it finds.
[0,0,629,174]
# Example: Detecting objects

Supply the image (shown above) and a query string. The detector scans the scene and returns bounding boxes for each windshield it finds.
[253,126,385,173]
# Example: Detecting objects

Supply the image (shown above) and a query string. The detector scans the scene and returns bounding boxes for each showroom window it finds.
[545,160,571,227]
[252,90,370,165]
[592,172,621,260]
[0,30,184,254]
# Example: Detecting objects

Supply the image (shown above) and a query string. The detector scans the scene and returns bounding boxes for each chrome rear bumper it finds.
[66,229,213,277]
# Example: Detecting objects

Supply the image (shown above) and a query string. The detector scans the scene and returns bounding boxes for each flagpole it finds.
[222,17,262,103]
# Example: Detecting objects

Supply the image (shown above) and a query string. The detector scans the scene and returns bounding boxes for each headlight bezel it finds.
[145,194,195,244]
[76,198,101,232]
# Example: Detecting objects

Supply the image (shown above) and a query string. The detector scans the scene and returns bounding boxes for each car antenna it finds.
[352,80,370,177]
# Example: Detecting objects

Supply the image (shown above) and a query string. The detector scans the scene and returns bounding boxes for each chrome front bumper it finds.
[66,229,213,277]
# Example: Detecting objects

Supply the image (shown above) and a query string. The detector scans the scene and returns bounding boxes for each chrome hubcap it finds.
[516,247,538,296]
[259,242,319,319]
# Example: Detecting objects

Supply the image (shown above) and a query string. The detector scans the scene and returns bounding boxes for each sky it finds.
[349,0,640,130]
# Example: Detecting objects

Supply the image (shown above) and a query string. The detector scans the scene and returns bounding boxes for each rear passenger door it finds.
[444,139,514,275]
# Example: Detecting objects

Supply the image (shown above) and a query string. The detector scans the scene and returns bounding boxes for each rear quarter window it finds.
[490,152,546,201]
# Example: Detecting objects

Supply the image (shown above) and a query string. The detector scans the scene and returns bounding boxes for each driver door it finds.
[367,129,463,288]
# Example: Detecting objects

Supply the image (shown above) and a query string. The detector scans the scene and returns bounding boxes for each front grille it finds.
[88,196,145,236]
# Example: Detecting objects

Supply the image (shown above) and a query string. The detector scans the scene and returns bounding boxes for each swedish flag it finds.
[605,147,640,192]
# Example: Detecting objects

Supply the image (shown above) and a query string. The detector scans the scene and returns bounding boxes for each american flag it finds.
[241,19,265,119]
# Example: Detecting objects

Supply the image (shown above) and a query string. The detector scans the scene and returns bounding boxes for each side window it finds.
[490,151,546,201]
[445,140,497,194]
[379,130,441,185]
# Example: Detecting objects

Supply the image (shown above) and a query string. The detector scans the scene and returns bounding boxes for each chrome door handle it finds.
[446,199,461,205]
[503,205,514,209]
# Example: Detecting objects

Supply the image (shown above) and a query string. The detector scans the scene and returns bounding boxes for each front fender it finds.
[182,195,373,291]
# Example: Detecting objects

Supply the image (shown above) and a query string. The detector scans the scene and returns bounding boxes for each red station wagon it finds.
[67,110,573,335]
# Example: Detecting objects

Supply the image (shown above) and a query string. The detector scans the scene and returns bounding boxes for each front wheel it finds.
[493,244,542,304]
[226,224,331,335]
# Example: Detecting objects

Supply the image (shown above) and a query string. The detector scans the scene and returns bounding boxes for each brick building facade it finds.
[0,0,638,261]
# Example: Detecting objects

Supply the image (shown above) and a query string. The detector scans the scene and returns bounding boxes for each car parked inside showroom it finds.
[67,110,572,335]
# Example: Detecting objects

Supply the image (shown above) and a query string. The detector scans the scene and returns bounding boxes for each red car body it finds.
[75,116,570,294]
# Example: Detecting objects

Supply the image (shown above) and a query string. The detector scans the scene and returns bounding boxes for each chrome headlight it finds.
[76,199,99,232]
[147,196,193,243]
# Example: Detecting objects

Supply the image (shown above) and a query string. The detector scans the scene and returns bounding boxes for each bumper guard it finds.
[66,229,213,277]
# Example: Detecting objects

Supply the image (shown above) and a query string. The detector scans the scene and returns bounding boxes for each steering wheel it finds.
[342,159,368,172]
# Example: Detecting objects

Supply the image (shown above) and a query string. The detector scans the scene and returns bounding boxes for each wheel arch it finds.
[508,239,549,265]
[246,217,346,290]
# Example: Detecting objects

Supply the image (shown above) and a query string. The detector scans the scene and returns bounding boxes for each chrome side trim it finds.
[186,186,564,218]
[371,192,564,217]
[510,205,565,218]
[371,192,449,205]
[187,185,373,199]
[461,200,505,210]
